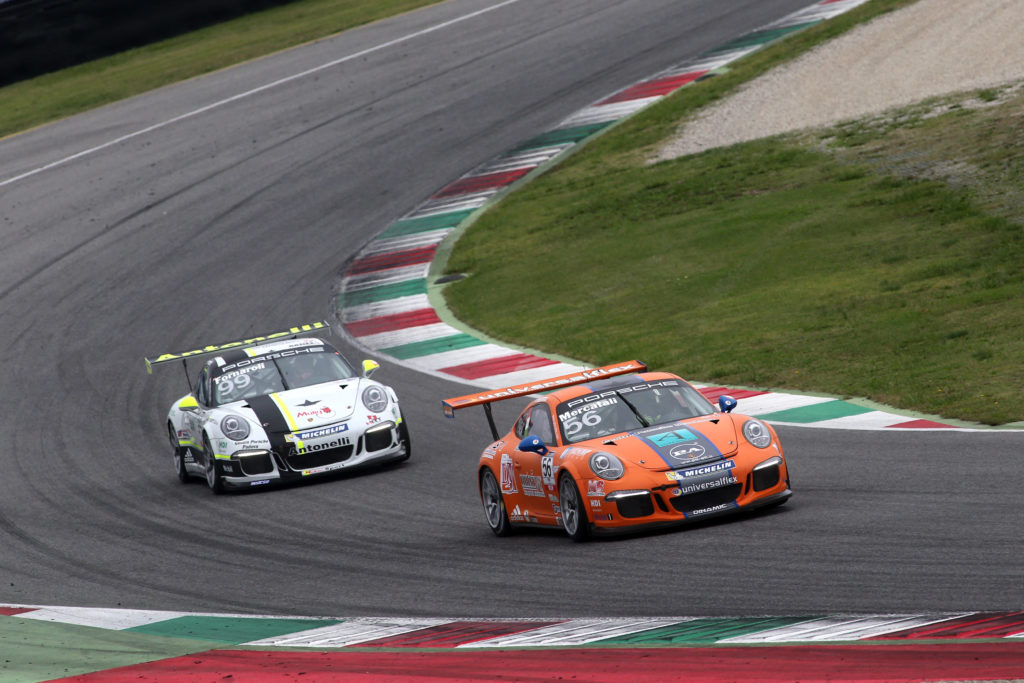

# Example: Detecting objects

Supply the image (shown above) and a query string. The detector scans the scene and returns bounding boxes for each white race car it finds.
[145,322,410,492]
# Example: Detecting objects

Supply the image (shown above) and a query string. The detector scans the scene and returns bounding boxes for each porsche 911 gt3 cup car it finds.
[443,360,790,541]
[145,321,410,492]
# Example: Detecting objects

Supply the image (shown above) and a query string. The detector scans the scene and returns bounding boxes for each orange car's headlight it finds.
[589,451,624,480]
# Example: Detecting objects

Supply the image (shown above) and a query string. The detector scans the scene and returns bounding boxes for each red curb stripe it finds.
[433,169,532,198]
[58,643,1024,682]
[356,621,563,648]
[887,418,956,429]
[599,70,708,104]
[346,309,441,337]
[698,387,769,400]
[874,612,1024,640]
[441,353,560,380]
[0,607,35,616]
[347,245,438,275]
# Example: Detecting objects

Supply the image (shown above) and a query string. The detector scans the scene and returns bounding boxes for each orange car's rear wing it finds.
[441,360,647,439]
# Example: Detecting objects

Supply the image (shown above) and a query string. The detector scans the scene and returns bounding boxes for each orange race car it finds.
[442,361,790,541]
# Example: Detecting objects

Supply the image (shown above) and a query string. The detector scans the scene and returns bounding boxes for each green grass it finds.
[443,0,1024,426]
[0,0,442,138]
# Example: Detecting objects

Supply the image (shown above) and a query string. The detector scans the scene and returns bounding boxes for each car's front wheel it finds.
[479,468,512,536]
[558,474,591,542]
[203,435,224,494]
[397,419,411,462]
[169,423,189,484]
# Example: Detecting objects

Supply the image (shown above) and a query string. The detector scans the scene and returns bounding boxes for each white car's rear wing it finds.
[441,360,647,439]
[144,320,332,388]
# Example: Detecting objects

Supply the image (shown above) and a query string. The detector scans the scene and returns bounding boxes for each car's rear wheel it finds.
[558,474,591,542]
[203,435,224,494]
[169,423,189,484]
[479,468,512,536]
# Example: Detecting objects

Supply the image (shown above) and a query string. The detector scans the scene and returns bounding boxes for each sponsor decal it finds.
[520,474,545,498]
[500,454,517,494]
[595,513,614,521]
[648,428,698,448]
[250,479,271,486]
[366,414,381,425]
[688,502,735,517]
[668,441,706,461]
[541,454,555,486]
[559,398,617,422]
[287,423,349,442]
[590,499,603,509]
[638,425,721,467]
[301,460,349,476]
[296,406,333,419]
[298,399,320,407]
[587,480,605,497]
[560,379,680,411]
[676,475,738,496]
[510,505,528,522]
[676,459,736,479]
[288,437,350,456]
[483,440,504,458]
[219,345,326,374]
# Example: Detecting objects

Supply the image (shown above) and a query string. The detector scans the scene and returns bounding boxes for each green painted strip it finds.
[758,400,874,423]
[127,616,339,645]
[381,210,475,238]
[592,617,820,646]
[706,23,815,53]
[0,615,223,683]
[512,122,613,152]
[381,333,487,359]
[340,279,427,307]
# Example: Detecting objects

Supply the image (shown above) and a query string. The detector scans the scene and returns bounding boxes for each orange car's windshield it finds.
[556,379,714,444]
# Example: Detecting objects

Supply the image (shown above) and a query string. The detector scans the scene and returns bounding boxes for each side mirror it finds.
[362,359,380,378]
[718,395,737,413]
[517,435,550,456]
[179,395,199,413]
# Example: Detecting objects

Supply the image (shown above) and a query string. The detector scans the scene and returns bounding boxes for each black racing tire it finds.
[203,434,224,494]
[169,422,189,484]
[479,468,512,537]
[558,474,591,542]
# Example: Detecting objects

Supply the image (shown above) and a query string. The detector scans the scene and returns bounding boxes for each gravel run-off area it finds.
[655,0,1024,160]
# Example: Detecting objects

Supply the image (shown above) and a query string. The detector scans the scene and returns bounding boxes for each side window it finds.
[529,404,556,446]
[513,409,531,439]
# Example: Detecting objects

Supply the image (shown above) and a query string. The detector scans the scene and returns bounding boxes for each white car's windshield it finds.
[212,350,354,405]
[556,379,713,444]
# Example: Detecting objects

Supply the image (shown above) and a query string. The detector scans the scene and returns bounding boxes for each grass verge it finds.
[0,0,441,139]
[443,0,1024,426]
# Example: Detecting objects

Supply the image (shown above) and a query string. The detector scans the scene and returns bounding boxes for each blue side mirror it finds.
[518,435,550,456]
[718,395,737,413]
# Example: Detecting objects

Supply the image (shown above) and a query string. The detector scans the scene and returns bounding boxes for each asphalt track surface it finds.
[0,0,1021,620]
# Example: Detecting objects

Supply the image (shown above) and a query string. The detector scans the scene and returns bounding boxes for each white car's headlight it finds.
[220,415,250,442]
[589,451,625,480]
[362,385,389,413]
[743,418,772,449]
